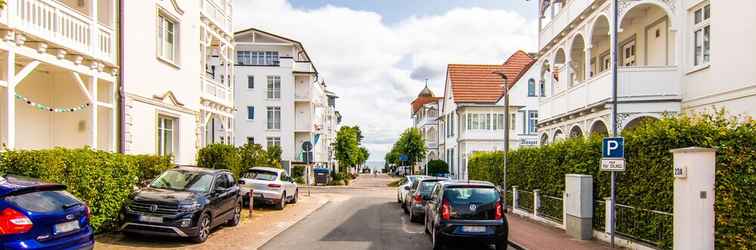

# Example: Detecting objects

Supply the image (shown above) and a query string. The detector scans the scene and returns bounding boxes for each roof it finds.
[411,96,441,114]
[175,166,230,174]
[248,166,285,173]
[445,50,535,104]
[417,85,435,97]
[235,27,319,75]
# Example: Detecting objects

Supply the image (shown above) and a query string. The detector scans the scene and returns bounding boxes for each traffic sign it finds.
[601,158,625,171]
[602,137,624,158]
[399,154,408,162]
[302,141,313,152]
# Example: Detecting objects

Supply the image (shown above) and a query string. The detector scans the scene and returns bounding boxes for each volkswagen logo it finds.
[149,204,158,212]
[469,204,477,211]
[65,214,74,220]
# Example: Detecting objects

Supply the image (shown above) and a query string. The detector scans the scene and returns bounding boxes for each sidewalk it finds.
[508,213,610,250]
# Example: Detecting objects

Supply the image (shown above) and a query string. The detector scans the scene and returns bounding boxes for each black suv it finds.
[120,167,242,243]
[425,181,508,250]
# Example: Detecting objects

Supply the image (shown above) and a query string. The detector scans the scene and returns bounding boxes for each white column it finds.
[512,186,519,210]
[5,51,15,149]
[604,197,612,234]
[90,75,98,148]
[671,147,715,250]
[90,0,99,55]
[533,189,541,217]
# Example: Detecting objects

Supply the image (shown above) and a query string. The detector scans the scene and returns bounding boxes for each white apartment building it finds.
[535,0,755,143]
[411,85,442,169]
[233,28,337,168]
[0,0,118,151]
[122,0,234,164]
[439,51,538,180]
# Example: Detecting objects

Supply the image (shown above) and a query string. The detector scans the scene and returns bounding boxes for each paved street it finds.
[262,174,514,250]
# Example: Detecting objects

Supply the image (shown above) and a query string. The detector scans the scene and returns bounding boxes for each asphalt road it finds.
[261,174,513,250]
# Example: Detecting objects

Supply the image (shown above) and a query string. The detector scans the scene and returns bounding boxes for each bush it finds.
[197,144,242,177]
[294,176,305,184]
[292,165,305,179]
[468,113,755,249]
[427,160,449,176]
[0,148,172,233]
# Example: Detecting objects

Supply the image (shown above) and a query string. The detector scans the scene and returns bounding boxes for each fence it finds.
[538,193,563,223]
[517,190,533,213]
[614,203,673,247]
[593,199,606,230]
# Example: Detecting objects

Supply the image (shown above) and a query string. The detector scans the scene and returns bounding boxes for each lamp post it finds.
[493,72,509,210]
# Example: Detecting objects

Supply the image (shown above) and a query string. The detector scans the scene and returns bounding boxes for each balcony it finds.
[539,0,597,50]
[200,0,232,35]
[201,77,232,107]
[539,66,680,121]
[293,61,316,74]
[2,0,116,64]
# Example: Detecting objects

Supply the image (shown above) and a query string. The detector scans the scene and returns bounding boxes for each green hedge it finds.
[197,144,242,177]
[468,113,755,249]
[427,160,449,176]
[0,148,172,233]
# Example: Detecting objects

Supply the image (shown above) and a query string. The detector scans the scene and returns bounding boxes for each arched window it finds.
[539,79,546,96]
[528,79,536,97]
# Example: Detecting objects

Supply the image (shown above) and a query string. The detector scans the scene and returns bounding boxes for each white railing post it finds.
[512,186,519,211]
[604,197,612,234]
[533,189,541,217]
[563,191,567,226]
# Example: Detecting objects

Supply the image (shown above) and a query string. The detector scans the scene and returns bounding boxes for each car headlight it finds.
[178,202,200,212]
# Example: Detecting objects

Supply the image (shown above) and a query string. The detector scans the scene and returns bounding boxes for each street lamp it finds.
[493,71,509,210]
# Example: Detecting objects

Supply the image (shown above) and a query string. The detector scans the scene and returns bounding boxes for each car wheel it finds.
[191,213,211,243]
[495,241,508,250]
[226,203,241,226]
[431,226,444,250]
[424,216,430,234]
[275,192,286,210]
[291,189,298,204]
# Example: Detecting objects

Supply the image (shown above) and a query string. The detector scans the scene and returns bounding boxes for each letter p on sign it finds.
[602,137,624,158]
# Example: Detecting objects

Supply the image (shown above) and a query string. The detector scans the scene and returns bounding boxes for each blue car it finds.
[0,175,94,250]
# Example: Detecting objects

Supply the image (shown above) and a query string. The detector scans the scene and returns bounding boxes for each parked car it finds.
[0,175,94,250]
[425,181,508,250]
[404,177,447,222]
[120,167,242,243]
[396,175,423,206]
[239,167,298,210]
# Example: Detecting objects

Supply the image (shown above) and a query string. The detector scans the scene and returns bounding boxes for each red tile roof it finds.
[411,96,441,114]
[445,50,535,104]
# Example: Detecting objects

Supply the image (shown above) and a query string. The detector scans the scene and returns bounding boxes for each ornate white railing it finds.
[202,77,232,106]
[201,0,232,34]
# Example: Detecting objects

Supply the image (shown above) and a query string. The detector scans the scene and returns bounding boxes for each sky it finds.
[233,0,539,162]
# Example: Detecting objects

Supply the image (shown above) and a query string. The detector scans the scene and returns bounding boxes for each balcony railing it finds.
[200,0,232,35]
[201,77,232,106]
[539,0,595,50]
[8,0,116,63]
[294,61,316,74]
[539,66,680,121]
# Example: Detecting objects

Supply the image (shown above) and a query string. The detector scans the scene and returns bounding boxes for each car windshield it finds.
[149,170,214,193]
[444,186,498,203]
[242,169,278,181]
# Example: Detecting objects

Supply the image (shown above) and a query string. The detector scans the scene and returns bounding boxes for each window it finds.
[157,115,177,156]
[621,39,637,66]
[247,76,254,89]
[692,3,711,66]
[157,14,177,63]
[266,137,281,148]
[528,79,536,97]
[539,80,546,97]
[511,114,516,131]
[497,114,505,130]
[237,51,250,65]
[528,111,538,134]
[267,76,281,99]
[266,107,281,129]
[237,51,279,65]
[247,106,255,120]
[247,137,255,145]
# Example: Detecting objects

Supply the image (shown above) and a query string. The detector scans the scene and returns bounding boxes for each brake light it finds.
[495,202,503,220]
[268,183,281,188]
[414,193,422,203]
[441,199,451,221]
[0,208,33,235]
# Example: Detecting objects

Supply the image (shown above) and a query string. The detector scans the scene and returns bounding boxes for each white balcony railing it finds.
[539,0,595,50]
[9,0,116,63]
[294,61,316,74]
[201,77,232,106]
[539,66,680,121]
[200,0,232,35]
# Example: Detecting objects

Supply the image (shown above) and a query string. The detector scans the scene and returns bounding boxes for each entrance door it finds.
[646,19,668,66]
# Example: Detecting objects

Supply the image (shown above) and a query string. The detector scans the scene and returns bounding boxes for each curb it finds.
[508,240,527,250]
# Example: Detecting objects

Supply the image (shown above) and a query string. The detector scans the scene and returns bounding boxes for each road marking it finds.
[399,215,424,234]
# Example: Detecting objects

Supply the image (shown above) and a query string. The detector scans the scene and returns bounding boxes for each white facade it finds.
[535,0,755,143]
[122,0,234,164]
[0,0,119,151]
[410,88,441,170]
[233,28,336,167]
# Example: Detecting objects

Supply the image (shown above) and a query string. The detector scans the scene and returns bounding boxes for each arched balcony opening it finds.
[540,133,550,145]
[589,15,611,78]
[569,34,586,84]
[540,60,551,97]
[619,3,675,67]
[589,120,609,137]
[553,129,564,142]
[623,116,659,132]
[569,125,584,138]
[553,49,566,93]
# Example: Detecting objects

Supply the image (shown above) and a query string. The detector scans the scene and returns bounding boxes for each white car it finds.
[396,175,423,208]
[239,167,298,210]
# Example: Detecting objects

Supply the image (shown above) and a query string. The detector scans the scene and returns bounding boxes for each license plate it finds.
[140,215,163,223]
[461,226,486,233]
[253,193,263,197]
[54,220,80,234]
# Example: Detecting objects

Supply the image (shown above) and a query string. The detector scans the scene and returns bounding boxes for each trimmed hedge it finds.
[427,160,449,176]
[468,113,755,249]
[0,148,172,233]
[197,143,242,177]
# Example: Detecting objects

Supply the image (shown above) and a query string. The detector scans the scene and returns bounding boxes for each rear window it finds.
[243,170,278,181]
[444,187,498,203]
[5,190,82,213]
[418,181,441,194]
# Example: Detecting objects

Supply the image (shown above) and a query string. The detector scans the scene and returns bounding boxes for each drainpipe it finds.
[117,0,125,153]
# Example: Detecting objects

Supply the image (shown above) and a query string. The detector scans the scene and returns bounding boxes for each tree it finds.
[266,145,282,168]
[197,144,242,177]
[427,160,449,176]
[357,147,369,167]
[239,143,270,169]
[334,126,360,172]
[395,128,427,173]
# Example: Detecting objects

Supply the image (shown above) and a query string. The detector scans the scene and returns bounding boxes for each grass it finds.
[387,178,401,187]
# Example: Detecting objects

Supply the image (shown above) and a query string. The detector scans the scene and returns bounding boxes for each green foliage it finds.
[197,144,242,177]
[427,160,449,176]
[238,143,269,169]
[291,165,305,179]
[335,126,362,171]
[395,128,427,166]
[468,113,755,249]
[0,148,172,233]
[266,145,282,168]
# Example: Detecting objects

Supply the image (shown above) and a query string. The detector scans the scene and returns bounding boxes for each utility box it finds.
[565,174,593,240]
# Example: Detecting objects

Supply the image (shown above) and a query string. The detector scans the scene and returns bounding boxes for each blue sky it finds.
[288,0,538,24]
[234,1,538,161]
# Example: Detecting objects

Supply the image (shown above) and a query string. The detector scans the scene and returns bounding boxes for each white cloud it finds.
[234,0,537,161]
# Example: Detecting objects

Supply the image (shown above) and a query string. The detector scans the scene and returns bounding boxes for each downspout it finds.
[117,0,125,153]
[455,109,461,180]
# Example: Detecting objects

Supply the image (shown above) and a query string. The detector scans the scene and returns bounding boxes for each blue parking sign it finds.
[602,137,624,158]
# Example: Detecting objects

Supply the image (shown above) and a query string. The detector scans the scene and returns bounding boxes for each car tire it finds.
[191,213,211,243]
[431,226,444,250]
[275,192,286,210]
[495,241,508,250]
[226,202,241,227]
[291,189,298,204]
[424,216,430,234]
